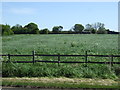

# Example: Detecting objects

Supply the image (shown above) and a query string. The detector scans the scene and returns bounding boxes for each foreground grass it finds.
[3,63,120,79]
[2,77,120,89]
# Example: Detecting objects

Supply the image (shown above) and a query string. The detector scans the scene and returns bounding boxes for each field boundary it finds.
[2,77,120,89]
[1,51,120,66]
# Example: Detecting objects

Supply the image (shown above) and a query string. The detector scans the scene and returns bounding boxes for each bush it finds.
[40,28,49,34]
[113,65,120,77]
[97,28,107,34]
[1,24,14,36]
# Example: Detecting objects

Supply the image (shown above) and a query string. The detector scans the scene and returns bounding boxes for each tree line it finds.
[0,22,119,35]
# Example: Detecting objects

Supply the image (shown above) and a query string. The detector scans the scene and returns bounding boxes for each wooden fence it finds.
[1,51,120,66]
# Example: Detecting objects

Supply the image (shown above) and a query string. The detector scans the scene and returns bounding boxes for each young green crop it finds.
[2,34,118,55]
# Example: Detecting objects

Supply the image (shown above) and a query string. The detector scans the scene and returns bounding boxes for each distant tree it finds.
[1,24,14,35]
[73,24,84,33]
[92,22,107,34]
[85,24,92,30]
[68,29,73,34]
[84,24,92,33]
[92,22,105,31]
[91,28,96,34]
[52,26,63,34]
[40,28,49,34]
[106,29,110,32]
[11,24,23,34]
[84,22,107,34]
[97,27,107,34]
[24,22,39,34]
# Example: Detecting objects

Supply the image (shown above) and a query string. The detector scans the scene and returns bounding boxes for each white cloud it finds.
[10,7,36,14]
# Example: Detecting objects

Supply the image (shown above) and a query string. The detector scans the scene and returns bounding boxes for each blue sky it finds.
[2,2,118,31]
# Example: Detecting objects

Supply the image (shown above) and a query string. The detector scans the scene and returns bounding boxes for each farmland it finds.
[2,34,120,79]
[2,34,118,54]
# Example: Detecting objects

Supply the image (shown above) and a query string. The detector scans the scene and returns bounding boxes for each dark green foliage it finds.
[24,22,39,34]
[73,24,84,33]
[97,27,107,34]
[85,22,108,34]
[1,22,118,34]
[56,65,79,78]
[91,28,96,34]
[1,24,14,35]
[1,22,40,35]
[11,24,23,34]
[52,26,63,34]
[113,65,120,77]
[40,28,49,34]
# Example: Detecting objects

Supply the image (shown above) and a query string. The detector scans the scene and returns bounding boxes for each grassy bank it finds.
[2,62,120,79]
[2,77,120,89]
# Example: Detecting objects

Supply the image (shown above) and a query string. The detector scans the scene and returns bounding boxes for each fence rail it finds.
[2,61,120,64]
[1,54,120,57]
[1,51,120,66]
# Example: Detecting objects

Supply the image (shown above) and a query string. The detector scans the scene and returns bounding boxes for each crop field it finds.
[2,34,118,55]
[2,34,120,79]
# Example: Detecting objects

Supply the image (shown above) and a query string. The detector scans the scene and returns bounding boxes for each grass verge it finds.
[2,77,120,89]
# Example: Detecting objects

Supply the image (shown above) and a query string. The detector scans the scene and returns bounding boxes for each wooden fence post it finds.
[58,54,60,66]
[32,51,35,64]
[85,51,88,63]
[110,55,113,67]
[111,54,113,67]
[8,54,10,62]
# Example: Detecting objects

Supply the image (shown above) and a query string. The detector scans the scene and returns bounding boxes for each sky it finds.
[2,2,118,31]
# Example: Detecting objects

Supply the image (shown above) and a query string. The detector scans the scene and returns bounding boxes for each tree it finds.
[85,22,107,34]
[92,22,105,31]
[11,24,23,34]
[91,28,96,34]
[97,27,107,34]
[85,24,97,34]
[73,24,84,33]
[92,22,107,34]
[84,24,94,33]
[85,24,92,30]
[1,24,14,35]
[40,28,49,34]
[52,26,63,34]
[24,22,39,34]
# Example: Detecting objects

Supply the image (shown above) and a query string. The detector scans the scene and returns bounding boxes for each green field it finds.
[2,34,118,55]
[2,34,120,79]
